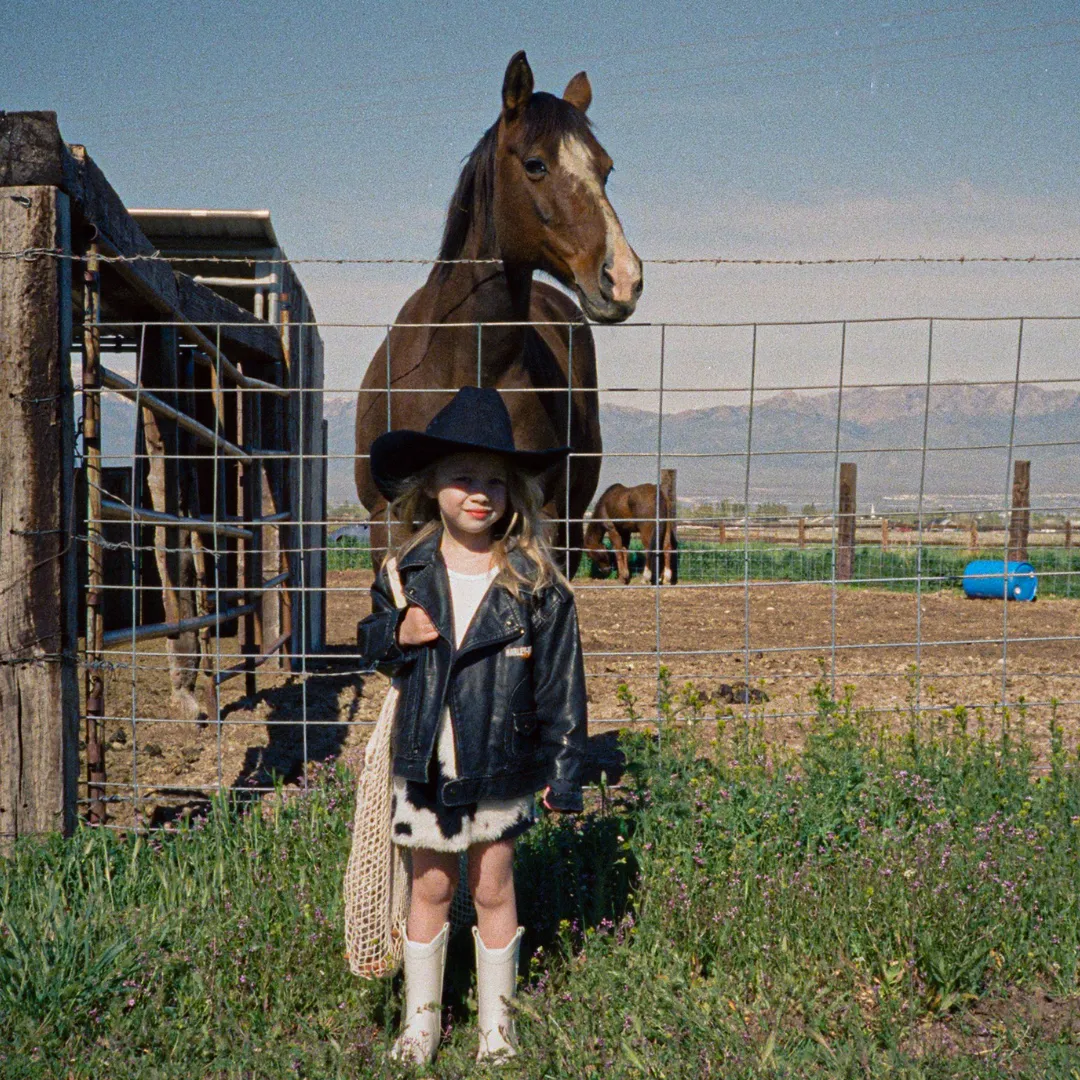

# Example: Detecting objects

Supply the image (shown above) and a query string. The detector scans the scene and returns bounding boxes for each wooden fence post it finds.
[718,520,727,544]
[970,519,979,551]
[1008,460,1030,562]
[836,462,857,581]
[881,518,890,552]
[659,468,676,583]
[798,518,806,548]
[82,246,106,823]
[0,186,79,840]
[1065,520,1072,550]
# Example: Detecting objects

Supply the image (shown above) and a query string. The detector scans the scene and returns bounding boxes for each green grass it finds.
[329,535,1080,597]
[2,685,1079,1077]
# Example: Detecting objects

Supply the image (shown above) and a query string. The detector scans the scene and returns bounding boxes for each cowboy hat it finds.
[368,386,570,500]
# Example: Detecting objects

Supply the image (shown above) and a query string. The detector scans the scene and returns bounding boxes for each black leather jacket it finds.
[356,530,587,812]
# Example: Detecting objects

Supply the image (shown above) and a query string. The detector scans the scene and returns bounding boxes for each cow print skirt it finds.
[390,708,536,853]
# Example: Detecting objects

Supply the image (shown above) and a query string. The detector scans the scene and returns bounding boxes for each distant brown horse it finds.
[584,483,677,585]
[354,51,642,575]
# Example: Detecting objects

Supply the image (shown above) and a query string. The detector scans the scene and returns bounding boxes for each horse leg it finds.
[639,521,656,585]
[565,517,585,580]
[662,521,675,585]
[609,526,630,584]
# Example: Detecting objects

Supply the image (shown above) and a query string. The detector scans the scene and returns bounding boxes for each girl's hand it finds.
[397,605,439,646]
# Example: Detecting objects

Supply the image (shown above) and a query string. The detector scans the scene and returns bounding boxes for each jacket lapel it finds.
[396,529,530,653]
[457,578,525,655]
[398,532,454,643]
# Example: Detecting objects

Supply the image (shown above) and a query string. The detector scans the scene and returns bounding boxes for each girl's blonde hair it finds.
[387,459,567,597]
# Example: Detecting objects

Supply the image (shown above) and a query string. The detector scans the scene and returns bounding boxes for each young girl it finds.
[357,386,588,1066]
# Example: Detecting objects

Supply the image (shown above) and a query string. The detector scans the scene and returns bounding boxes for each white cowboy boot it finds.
[390,922,449,1065]
[473,926,524,1062]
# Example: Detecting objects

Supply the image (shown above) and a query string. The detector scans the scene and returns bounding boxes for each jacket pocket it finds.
[507,709,541,764]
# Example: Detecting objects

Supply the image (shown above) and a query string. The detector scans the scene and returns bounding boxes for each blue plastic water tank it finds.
[962,560,1038,601]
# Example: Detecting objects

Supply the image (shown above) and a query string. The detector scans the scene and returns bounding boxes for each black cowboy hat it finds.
[369,385,570,500]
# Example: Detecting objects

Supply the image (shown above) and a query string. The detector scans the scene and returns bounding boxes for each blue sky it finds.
[6,0,1080,391]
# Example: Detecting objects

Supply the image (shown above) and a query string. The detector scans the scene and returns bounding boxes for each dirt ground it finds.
[88,570,1080,825]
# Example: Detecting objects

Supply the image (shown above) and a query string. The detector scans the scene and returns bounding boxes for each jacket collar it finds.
[395,528,529,650]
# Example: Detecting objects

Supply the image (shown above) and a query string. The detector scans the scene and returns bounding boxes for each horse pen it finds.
[3,109,1080,842]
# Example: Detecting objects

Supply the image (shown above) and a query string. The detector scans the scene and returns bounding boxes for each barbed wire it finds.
[3,247,1080,268]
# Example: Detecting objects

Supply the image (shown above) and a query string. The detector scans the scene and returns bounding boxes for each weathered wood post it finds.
[81,246,106,823]
[1066,520,1073,551]
[969,518,979,551]
[836,462,857,581]
[881,517,890,552]
[798,517,807,548]
[718,520,727,544]
[238,373,263,699]
[1008,459,1030,562]
[0,180,79,840]
[141,327,202,722]
[659,468,676,584]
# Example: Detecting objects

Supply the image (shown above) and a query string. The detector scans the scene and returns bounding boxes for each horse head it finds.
[490,51,643,323]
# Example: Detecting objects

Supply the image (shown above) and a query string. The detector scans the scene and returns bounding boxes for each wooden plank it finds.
[1008,460,1030,562]
[0,186,79,841]
[174,274,284,368]
[140,327,203,724]
[836,463,857,581]
[881,518,889,552]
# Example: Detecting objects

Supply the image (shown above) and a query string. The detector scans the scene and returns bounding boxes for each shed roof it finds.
[128,208,279,251]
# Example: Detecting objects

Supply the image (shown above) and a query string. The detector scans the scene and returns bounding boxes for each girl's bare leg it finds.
[468,838,518,948]
[407,848,459,943]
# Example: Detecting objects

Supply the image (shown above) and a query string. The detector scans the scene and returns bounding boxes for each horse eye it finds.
[523,157,547,179]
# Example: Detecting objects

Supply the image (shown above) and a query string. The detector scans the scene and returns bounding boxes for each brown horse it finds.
[584,483,677,585]
[354,51,642,575]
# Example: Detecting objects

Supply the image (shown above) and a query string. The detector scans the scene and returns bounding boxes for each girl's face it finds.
[429,452,509,541]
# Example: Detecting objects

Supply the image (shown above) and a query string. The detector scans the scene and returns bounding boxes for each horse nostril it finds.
[600,260,616,296]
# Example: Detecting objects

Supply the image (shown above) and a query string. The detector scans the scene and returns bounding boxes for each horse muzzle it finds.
[576,249,643,323]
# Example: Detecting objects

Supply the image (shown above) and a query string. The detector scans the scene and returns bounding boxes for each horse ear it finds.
[502,50,534,117]
[563,71,592,114]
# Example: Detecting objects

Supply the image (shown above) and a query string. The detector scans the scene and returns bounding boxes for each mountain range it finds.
[100,383,1078,512]
[322,384,1079,510]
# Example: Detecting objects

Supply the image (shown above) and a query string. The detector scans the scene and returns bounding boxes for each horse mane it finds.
[437,92,594,276]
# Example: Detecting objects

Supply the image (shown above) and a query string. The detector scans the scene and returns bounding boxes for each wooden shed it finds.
[0,111,326,836]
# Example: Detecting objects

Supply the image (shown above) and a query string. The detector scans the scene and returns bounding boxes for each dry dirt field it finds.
[87,569,1080,825]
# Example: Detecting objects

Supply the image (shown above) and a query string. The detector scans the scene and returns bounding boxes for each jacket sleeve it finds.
[356,562,416,676]
[531,584,588,812]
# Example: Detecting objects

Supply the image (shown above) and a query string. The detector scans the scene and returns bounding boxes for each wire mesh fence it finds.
[71,309,1080,829]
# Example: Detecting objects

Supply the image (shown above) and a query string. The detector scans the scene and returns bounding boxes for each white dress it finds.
[390,566,536,852]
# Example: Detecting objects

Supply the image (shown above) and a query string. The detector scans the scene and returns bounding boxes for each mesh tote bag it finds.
[343,558,412,979]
